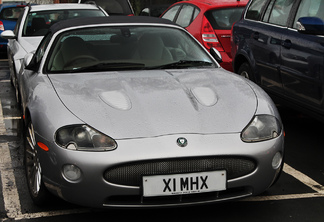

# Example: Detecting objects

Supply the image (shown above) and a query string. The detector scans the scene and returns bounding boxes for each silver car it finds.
[1,3,107,102]
[20,16,284,208]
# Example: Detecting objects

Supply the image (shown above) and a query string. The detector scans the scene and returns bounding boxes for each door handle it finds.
[282,39,292,49]
[252,32,259,40]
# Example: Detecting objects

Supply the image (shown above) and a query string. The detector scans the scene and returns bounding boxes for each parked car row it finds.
[0,0,133,58]
[1,2,284,208]
[160,0,324,123]
[1,3,107,103]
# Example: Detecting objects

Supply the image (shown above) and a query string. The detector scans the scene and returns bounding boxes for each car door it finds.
[245,0,294,95]
[280,0,324,114]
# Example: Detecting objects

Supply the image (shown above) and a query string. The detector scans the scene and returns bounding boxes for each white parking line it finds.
[0,100,22,219]
[0,95,323,221]
[0,143,22,219]
[1,116,21,120]
[242,164,324,202]
[283,164,324,193]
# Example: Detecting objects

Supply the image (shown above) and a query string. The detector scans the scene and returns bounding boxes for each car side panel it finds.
[280,29,324,114]
[246,21,284,95]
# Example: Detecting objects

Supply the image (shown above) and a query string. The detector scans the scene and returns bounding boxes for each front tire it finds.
[237,62,255,82]
[24,121,50,205]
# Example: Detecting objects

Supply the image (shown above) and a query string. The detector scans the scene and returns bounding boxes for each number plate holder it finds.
[143,170,226,197]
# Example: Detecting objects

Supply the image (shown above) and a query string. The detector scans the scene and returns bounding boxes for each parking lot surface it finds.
[0,59,323,221]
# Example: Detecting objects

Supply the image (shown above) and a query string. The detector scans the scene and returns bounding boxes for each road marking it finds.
[242,192,324,202]
[283,164,324,193]
[1,116,21,120]
[241,164,324,202]
[0,100,22,219]
[0,143,22,220]
[12,208,92,221]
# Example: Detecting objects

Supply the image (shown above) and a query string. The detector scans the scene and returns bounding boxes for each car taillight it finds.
[201,16,223,51]
[0,21,4,31]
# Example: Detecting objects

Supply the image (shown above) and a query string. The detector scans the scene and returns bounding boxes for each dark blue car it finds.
[231,0,324,122]
[0,2,26,55]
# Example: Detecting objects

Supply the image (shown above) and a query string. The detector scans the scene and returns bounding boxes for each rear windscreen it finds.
[0,6,25,21]
[205,7,244,30]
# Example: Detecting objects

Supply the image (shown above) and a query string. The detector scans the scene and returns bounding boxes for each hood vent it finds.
[99,91,132,111]
[191,87,218,107]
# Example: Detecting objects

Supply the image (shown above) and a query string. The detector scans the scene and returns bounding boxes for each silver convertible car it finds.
[20,16,284,208]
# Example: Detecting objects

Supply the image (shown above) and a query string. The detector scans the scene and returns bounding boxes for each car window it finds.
[161,5,181,21]
[175,4,197,27]
[22,9,106,37]
[206,8,245,30]
[262,0,275,22]
[35,33,52,64]
[245,0,268,21]
[293,0,324,29]
[46,26,216,73]
[79,0,133,15]
[268,0,294,26]
[0,7,25,21]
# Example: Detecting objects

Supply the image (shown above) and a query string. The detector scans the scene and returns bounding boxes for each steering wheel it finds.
[64,55,98,69]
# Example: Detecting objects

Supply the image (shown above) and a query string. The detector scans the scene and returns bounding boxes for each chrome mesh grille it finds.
[104,157,256,187]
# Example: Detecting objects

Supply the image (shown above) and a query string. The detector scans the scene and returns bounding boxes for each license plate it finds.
[142,170,226,197]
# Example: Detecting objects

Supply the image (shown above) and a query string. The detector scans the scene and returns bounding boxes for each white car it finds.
[1,3,107,101]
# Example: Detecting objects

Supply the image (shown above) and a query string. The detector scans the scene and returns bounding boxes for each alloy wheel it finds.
[25,123,42,197]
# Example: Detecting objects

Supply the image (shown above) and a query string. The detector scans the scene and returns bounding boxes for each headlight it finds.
[241,115,282,142]
[55,125,117,151]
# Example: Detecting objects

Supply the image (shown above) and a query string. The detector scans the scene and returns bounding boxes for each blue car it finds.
[231,0,324,122]
[0,2,27,54]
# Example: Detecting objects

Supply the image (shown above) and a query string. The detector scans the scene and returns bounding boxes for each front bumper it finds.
[38,133,284,208]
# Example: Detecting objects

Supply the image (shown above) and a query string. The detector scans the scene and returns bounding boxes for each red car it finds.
[161,0,248,71]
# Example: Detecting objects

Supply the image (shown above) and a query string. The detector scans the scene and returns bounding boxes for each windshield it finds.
[46,26,217,73]
[22,9,106,36]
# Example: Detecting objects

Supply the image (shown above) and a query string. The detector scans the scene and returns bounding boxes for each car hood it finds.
[49,69,257,139]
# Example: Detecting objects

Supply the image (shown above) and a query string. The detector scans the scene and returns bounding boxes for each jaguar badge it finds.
[177,137,188,147]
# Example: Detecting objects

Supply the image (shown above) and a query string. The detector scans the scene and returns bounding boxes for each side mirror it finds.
[210,47,222,63]
[1,30,16,40]
[24,53,34,67]
[296,17,324,35]
[139,8,150,16]
[24,52,38,72]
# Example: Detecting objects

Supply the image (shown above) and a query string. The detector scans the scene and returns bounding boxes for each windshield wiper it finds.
[66,62,146,72]
[150,60,214,69]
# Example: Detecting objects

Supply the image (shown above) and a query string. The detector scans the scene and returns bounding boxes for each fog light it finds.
[272,152,282,169]
[62,164,82,182]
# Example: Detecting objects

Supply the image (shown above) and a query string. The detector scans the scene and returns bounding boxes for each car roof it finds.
[0,2,27,9]
[29,3,101,12]
[49,16,179,34]
[175,0,249,8]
